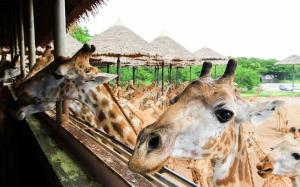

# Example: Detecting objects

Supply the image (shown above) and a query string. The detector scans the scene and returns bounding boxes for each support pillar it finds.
[189,66,192,82]
[54,0,67,126]
[176,67,179,84]
[161,62,165,95]
[132,66,136,84]
[106,63,110,73]
[116,55,121,86]
[28,0,36,69]
[168,64,172,85]
[19,0,26,78]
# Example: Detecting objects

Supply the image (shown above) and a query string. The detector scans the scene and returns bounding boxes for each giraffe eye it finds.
[270,147,274,151]
[215,109,234,123]
[147,134,161,152]
[292,153,300,160]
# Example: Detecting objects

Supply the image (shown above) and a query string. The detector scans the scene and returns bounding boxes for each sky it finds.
[80,0,300,59]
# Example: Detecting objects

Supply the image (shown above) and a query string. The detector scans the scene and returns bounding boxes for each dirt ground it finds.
[169,96,300,186]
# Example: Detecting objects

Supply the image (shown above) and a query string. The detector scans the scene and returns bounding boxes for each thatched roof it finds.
[89,20,157,66]
[91,56,147,67]
[36,34,83,57]
[277,55,300,65]
[65,34,83,56]
[194,47,228,65]
[0,0,105,47]
[149,35,197,66]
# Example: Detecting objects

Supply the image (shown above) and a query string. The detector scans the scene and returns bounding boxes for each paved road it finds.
[261,83,299,92]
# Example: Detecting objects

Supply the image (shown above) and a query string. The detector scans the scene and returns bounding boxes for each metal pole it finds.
[54,0,67,126]
[28,0,36,69]
[157,66,160,82]
[161,62,165,95]
[189,66,192,82]
[116,55,121,86]
[176,67,179,84]
[15,9,19,57]
[132,66,136,84]
[19,0,26,78]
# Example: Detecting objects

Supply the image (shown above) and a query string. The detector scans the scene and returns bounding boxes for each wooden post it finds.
[157,66,160,82]
[132,66,136,84]
[153,66,157,82]
[28,0,36,69]
[161,62,165,95]
[214,64,217,79]
[54,0,67,126]
[176,67,179,84]
[189,65,192,82]
[106,63,110,73]
[168,64,172,85]
[293,64,295,92]
[19,0,26,79]
[15,10,19,57]
[116,55,121,86]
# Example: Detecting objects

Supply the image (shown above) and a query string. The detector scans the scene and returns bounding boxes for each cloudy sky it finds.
[80,0,300,59]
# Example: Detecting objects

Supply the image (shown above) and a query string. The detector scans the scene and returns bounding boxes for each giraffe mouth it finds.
[257,163,274,178]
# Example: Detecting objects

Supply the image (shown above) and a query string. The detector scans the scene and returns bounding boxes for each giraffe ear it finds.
[90,73,118,84]
[245,100,285,125]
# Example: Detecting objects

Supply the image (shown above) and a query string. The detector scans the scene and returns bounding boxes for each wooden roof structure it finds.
[89,20,158,66]
[277,55,300,65]
[149,35,197,66]
[0,0,105,47]
[194,47,227,65]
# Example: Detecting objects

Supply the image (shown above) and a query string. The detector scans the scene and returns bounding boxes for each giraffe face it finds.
[15,44,117,120]
[257,128,300,178]
[129,60,284,174]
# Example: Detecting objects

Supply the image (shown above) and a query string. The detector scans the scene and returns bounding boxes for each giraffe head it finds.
[0,55,20,82]
[257,127,300,178]
[15,44,117,120]
[129,59,284,174]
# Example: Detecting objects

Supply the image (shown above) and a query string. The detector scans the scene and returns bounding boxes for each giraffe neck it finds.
[212,124,254,187]
[291,176,300,187]
[78,84,137,147]
[249,134,266,160]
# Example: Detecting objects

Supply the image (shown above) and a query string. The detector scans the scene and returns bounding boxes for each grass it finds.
[240,90,300,98]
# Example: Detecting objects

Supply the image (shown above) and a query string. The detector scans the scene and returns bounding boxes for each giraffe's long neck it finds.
[212,124,254,187]
[78,84,137,147]
[248,133,266,160]
[291,176,300,187]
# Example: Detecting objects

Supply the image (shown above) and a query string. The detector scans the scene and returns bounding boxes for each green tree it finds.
[71,26,92,43]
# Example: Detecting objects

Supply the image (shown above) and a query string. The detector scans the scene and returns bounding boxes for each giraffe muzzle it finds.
[256,162,274,178]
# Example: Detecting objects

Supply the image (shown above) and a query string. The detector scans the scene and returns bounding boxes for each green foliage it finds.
[97,57,299,90]
[71,26,92,43]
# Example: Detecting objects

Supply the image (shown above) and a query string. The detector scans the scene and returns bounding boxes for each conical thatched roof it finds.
[277,55,300,65]
[65,34,83,56]
[36,34,82,57]
[89,20,156,65]
[194,47,228,65]
[149,35,196,66]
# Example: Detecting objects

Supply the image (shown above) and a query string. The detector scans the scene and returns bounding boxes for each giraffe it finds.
[0,54,20,82]
[68,83,139,147]
[15,44,116,120]
[247,132,292,187]
[22,45,54,82]
[257,127,300,187]
[128,59,284,187]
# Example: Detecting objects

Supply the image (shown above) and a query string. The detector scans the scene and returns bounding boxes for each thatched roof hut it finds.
[89,20,157,66]
[149,35,197,66]
[194,47,227,64]
[277,55,300,65]
[0,0,105,47]
[36,34,82,57]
